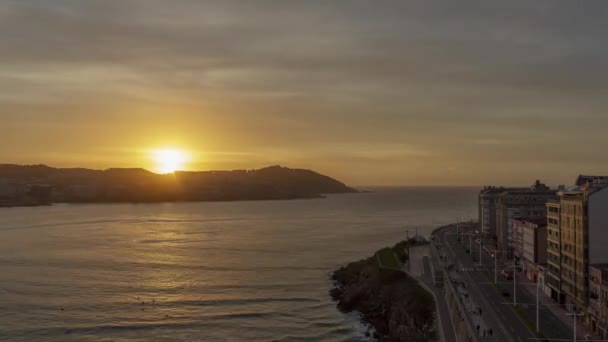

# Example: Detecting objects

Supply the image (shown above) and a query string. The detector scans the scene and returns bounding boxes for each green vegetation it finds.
[331,238,437,341]
[376,248,401,270]
[481,271,547,340]
[513,304,546,340]
[482,271,503,291]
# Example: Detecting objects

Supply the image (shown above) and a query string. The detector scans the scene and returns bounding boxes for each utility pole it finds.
[536,279,540,333]
[469,233,472,256]
[494,252,498,284]
[566,309,584,342]
[513,256,517,306]
[479,239,483,266]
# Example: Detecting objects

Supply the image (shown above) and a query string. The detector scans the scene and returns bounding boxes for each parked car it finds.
[501,269,513,280]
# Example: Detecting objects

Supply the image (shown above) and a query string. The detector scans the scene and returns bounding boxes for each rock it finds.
[330,242,437,341]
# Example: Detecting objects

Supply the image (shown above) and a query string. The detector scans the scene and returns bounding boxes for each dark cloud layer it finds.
[1,0,607,185]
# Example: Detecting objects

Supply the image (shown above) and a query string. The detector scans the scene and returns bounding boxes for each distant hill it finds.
[0,164,357,205]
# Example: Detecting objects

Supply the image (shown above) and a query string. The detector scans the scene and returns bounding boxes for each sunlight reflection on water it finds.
[0,187,477,341]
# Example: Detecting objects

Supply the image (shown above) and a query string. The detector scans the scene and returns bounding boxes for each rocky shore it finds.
[330,240,437,341]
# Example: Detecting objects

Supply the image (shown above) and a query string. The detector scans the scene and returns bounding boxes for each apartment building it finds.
[512,217,547,282]
[546,199,563,303]
[479,186,527,237]
[559,176,608,313]
[589,264,608,338]
[496,180,556,257]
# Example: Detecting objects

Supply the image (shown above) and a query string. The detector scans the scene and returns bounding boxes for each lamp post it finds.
[513,256,517,306]
[479,239,483,267]
[566,309,584,342]
[536,279,540,333]
[494,252,498,284]
[469,233,472,256]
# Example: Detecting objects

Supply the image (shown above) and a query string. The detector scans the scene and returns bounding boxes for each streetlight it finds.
[469,233,472,256]
[510,254,524,306]
[479,239,483,267]
[493,251,498,284]
[536,280,540,333]
[514,258,517,306]
[566,308,584,342]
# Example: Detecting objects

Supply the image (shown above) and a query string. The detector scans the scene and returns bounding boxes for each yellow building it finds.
[560,191,587,308]
[549,176,608,322]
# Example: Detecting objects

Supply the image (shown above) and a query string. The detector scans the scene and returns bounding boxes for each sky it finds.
[1,0,607,186]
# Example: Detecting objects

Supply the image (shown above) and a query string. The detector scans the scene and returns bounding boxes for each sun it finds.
[152,148,190,174]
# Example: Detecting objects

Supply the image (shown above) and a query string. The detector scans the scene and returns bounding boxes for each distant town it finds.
[0,164,357,207]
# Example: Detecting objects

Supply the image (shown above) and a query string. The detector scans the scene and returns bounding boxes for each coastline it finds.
[330,239,438,341]
[0,192,368,209]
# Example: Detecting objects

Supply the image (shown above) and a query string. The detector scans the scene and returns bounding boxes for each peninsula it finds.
[0,164,357,207]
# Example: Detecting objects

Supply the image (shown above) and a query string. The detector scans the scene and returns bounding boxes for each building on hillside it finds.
[496,180,556,257]
[589,264,608,339]
[0,179,27,200]
[26,184,53,204]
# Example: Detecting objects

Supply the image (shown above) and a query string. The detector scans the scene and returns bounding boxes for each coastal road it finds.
[473,238,573,340]
[436,225,532,342]
[438,224,572,341]
[421,256,457,342]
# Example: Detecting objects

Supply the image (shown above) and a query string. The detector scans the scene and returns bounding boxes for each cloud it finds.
[1,0,608,184]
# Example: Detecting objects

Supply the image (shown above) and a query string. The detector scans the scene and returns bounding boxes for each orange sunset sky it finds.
[1,1,607,185]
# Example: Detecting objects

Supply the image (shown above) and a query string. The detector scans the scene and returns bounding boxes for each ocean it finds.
[0,187,478,341]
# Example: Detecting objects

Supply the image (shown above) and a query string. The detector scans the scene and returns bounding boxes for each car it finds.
[501,269,513,280]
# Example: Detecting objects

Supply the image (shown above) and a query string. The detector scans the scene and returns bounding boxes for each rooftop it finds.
[511,216,547,227]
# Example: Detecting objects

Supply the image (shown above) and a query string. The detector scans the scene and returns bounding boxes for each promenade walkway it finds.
[405,244,457,342]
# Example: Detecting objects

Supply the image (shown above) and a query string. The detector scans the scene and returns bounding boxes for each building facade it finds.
[496,180,556,257]
[546,199,563,303]
[512,217,547,282]
[559,176,608,312]
[479,186,527,238]
[589,264,608,338]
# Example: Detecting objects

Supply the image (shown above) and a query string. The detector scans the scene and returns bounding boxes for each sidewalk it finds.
[448,271,493,338]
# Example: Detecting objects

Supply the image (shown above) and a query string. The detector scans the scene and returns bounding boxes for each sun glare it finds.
[152,148,189,174]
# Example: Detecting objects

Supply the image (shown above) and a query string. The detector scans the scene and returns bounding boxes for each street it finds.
[433,224,572,341]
